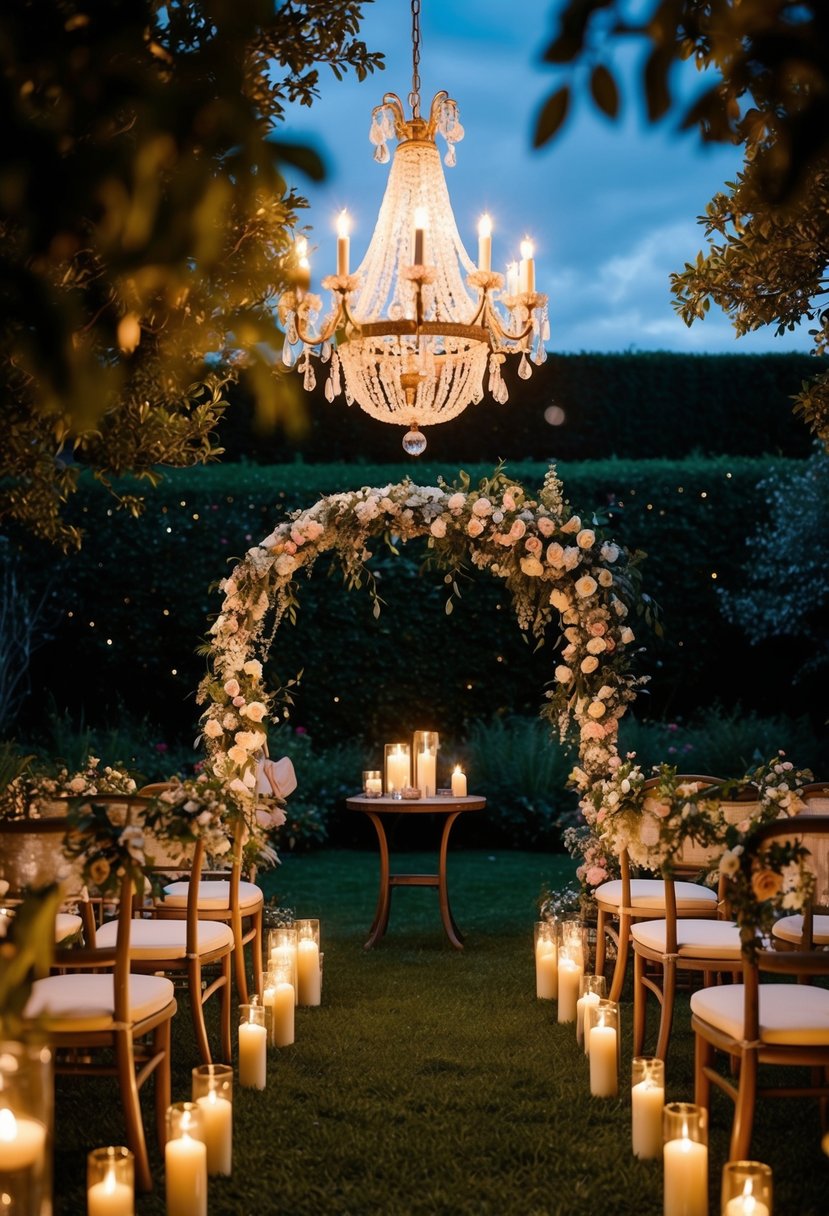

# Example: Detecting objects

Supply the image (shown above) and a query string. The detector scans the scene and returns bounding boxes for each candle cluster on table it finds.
[165,1102,207,1216]
[631,1056,664,1160]
[87,1145,134,1216]
[192,1065,233,1178]
[720,1161,772,1216]
[375,734,469,799]
[663,1103,708,1216]
[534,919,559,1000]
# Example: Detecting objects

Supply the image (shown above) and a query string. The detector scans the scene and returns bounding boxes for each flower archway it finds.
[197,466,646,855]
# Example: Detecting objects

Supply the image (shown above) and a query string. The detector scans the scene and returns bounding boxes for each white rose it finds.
[203,719,223,739]
[563,547,581,571]
[620,626,635,645]
[564,626,580,644]
[243,659,263,679]
[224,678,240,698]
[576,529,596,550]
[242,701,267,723]
[227,745,250,766]
[447,492,466,513]
[430,517,447,538]
[467,518,485,537]
[555,665,573,683]
[472,497,493,517]
[68,776,87,793]
[575,575,598,598]
[588,701,606,719]
[222,713,238,730]
[580,656,600,674]
[549,589,570,612]
[586,637,606,654]
[561,515,581,534]
[234,729,265,752]
[601,543,620,563]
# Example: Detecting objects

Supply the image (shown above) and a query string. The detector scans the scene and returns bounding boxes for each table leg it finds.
[438,810,464,950]
[364,811,391,949]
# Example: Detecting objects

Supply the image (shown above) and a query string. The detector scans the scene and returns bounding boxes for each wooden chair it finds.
[93,812,233,1066]
[691,814,829,1160]
[593,776,729,1001]
[2,811,177,1194]
[772,783,829,949]
[139,783,264,1004]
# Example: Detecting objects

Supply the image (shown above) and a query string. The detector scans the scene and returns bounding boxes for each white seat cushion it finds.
[160,879,263,912]
[55,913,83,944]
[691,983,829,1045]
[95,918,234,960]
[632,919,743,960]
[772,914,829,946]
[25,973,175,1031]
[595,879,718,912]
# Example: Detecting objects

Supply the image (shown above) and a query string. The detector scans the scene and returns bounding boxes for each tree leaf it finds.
[590,65,619,119]
[533,87,571,148]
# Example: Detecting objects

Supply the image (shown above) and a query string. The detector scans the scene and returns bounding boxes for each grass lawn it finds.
[52,849,829,1213]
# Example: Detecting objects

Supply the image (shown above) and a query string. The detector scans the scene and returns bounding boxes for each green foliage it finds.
[0,0,383,547]
[9,456,826,759]
[462,716,577,847]
[219,352,820,464]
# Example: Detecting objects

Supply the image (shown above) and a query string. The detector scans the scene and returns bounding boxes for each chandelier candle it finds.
[336,210,351,276]
[295,236,311,292]
[477,214,492,271]
[412,205,428,265]
[534,920,559,1000]
[519,238,535,294]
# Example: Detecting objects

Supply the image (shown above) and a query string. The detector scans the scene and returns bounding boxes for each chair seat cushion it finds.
[632,919,743,960]
[160,880,263,912]
[772,915,829,946]
[25,973,175,1031]
[690,983,829,1045]
[55,913,83,944]
[96,918,234,960]
[595,878,718,912]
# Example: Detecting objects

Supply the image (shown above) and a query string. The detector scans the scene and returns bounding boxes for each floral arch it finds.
[197,466,646,855]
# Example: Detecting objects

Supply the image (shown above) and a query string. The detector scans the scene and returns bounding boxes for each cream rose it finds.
[555,665,573,684]
[586,637,606,655]
[224,678,240,698]
[447,492,466,514]
[575,575,598,598]
[242,701,267,723]
[466,518,485,537]
[580,655,599,674]
[549,589,570,612]
[587,701,606,719]
[430,517,447,538]
[509,518,526,540]
[525,535,542,557]
[598,569,614,587]
[546,542,565,568]
[203,719,223,739]
[561,515,581,534]
[472,497,493,517]
[537,516,555,537]
[576,529,596,550]
[243,659,263,679]
[520,556,544,577]
[563,547,581,571]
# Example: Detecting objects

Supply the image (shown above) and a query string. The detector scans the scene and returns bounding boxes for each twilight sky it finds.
[281,0,810,355]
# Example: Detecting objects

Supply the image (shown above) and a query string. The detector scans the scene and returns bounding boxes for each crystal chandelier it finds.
[278,0,549,455]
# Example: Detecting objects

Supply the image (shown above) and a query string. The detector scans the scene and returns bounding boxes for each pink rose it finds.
[509,518,526,540]
[502,491,516,511]
[224,679,240,698]
[525,535,542,556]
[284,541,297,555]
[537,516,555,537]
[588,621,607,636]
[430,517,447,538]
[467,518,485,537]
[472,497,493,517]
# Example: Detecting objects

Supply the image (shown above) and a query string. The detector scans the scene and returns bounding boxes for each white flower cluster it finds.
[1,756,137,819]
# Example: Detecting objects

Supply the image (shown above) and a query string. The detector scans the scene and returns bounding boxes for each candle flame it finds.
[453,765,463,776]
[336,209,351,238]
[181,1110,192,1135]
[0,1108,17,1141]
[478,213,492,238]
[520,237,534,259]
[413,205,428,230]
[104,1167,117,1194]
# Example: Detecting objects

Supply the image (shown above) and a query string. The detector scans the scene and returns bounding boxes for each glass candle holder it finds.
[631,1057,665,1160]
[721,1162,772,1216]
[165,1103,206,1216]
[296,919,322,1007]
[192,1064,233,1177]
[268,926,298,1001]
[557,924,585,1024]
[384,743,411,797]
[362,770,382,798]
[264,962,295,1048]
[585,999,619,1097]
[412,731,439,797]
[87,1146,134,1216]
[237,1003,267,1090]
[576,974,607,1049]
[663,1102,708,1216]
[0,1040,52,1216]
[534,919,559,1000]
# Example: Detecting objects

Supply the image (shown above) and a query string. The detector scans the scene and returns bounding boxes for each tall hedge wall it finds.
[16,456,824,751]
[217,353,822,464]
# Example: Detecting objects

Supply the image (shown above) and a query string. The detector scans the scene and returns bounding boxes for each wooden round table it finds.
[345,794,486,950]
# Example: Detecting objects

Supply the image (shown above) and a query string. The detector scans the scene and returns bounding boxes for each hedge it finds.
[217,352,823,464]
[13,455,824,750]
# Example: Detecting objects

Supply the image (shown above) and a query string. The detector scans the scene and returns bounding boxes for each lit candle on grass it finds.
[663,1103,708,1216]
[534,921,558,1000]
[238,1003,267,1090]
[165,1104,207,1216]
[87,1147,134,1216]
[631,1057,664,1160]
[192,1064,233,1177]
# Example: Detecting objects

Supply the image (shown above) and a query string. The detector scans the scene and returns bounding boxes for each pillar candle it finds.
[336,210,350,276]
[416,751,437,798]
[195,1090,232,1176]
[589,1023,618,1097]
[270,942,298,1001]
[535,938,558,1000]
[0,1109,46,1170]
[663,1136,708,1216]
[366,775,382,796]
[165,1132,207,1216]
[477,214,492,272]
[386,747,410,794]
[297,939,321,1006]
[88,1172,134,1216]
[577,991,600,1049]
[272,980,296,1045]
[451,766,467,797]
[632,1079,665,1159]
[519,238,535,294]
[557,957,583,1023]
[238,1020,267,1089]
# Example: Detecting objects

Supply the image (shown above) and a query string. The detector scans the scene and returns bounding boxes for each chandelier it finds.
[278,0,549,455]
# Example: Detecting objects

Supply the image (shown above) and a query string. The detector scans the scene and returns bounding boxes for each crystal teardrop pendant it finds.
[402,427,427,456]
[324,376,335,403]
[518,353,532,380]
[281,341,295,368]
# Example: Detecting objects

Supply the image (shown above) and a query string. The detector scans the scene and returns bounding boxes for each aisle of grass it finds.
[52,850,829,1213]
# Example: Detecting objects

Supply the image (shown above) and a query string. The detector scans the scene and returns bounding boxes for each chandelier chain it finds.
[409,0,422,118]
